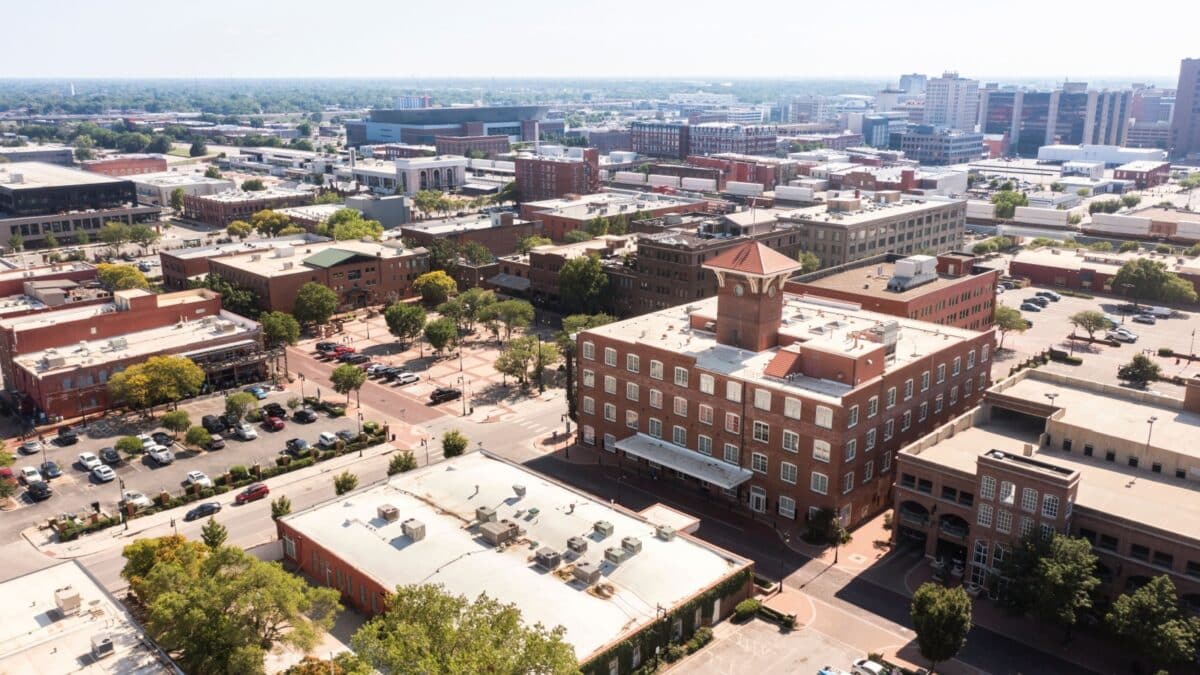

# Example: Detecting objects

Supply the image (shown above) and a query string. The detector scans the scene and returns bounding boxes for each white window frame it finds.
[901,410,912,431]
[673,366,689,387]
[726,381,742,403]
[782,430,800,453]
[603,403,616,422]
[625,410,638,429]
[753,388,771,411]
[649,389,663,409]
[778,495,796,519]
[698,404,713,425]
[813,439,831,463]
[604,347,617,367]
[886,386,897,408]
[884,418,895,440]
[648,418,662,438]
[582,341,595,360]
[977,503,994,528]
[867,396,879,418]
[921,370,930,392]
[673,396,688,417]
[752,420,769,443]
[1021,487,1038,513]
[1042,494,1060,519]
[697,435,712,456]
[844,438,857,461]
[863,459,874,482]
[582,369,595,388]
[672,425,687,447]
[814,405,833,429]
[967,349,976,370]
[649,360,663,380]
[865,427,877,451]
[626,353,640,373]
[904,378,914,401]
[582,396,595,415]
[936,363,946,384]
[952,356,961,376]
[751,452,768,473]
[784,397,802,420]
[626,382,639,401]
[604,375,616,394]
[723,443,739,465]
[841,472,854,494]
[699,373,715,395]
[847,404,859,428]
[810,471,829,495]
[725,412,740,433]
[780,461,798,484]
[980,475,996,500]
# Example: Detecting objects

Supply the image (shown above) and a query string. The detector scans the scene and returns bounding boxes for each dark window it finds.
[958,492,974,507]
[1177,469,1187,479]
[941,486,957,501]
[1152,551,1174,569]
[1130,544,1150,561]
[1128,457,1139,468]
[1187,561,1200,578]
[1083,444,1094,457]
[1061,438,1072,451]
[1098,534,1119,551]
[900,473,916,489]
[1078,528,1097,544]
[917,478,933,495]
[1105,450,1116,462]
[1151,462,1162,474]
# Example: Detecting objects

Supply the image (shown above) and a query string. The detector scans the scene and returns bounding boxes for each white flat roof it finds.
[0,162,123,189]
[404,213,531,235]
[195,187,310,203]
[274,203,348,222]
[281,452,748,663]
[0,561,172,674]
[615,433,754,489]
[131,172,233,188]
[523,190,704,220]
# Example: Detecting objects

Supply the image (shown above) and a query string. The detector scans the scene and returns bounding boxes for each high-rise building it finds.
[899,73,927,95]
[978,86,1133,157]
[630,121,690,159]
[514,149,600,202]
[688,123,777,156]
[1170,58,1200,159]
[923,72,980,131]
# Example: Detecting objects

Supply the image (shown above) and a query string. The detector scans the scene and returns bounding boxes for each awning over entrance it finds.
[614,433,754,490]
[487,273,531,292]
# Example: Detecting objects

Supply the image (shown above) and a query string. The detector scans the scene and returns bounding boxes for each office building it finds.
[862,112,909,148]
[342,156,467,196]
[181,187,312,227]
[158,234,329,290]
[565,128,633,154]
[1125,121,1172,150]
[433,135,510,158]
[272,203,350,232]
[899,73,928,95]
[689,124,776,156]
[630,121,690,160]
[0,145,74,166]
[894,368,1200,601]
[519,190,710,241]
[345,106,549,146]
[1009,246,1200,294]
[515,149,600,202]
[1035,144,1167,167]
[393,94,431,109]
[924,72,980,131]
[575,241,995,530]
[400,211,541,257]
[1130,86,1175,125]
[895,126,985,165]
[1170,58,1200,159]
[80,154,168,177]
[131,172,236,206]
[979,87,1134,157]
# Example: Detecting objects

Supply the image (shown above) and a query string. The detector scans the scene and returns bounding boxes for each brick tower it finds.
[702,242,803,352]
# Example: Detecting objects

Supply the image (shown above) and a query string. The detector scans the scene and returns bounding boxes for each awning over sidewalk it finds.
[487,273,531,292]
[614,433,754,490]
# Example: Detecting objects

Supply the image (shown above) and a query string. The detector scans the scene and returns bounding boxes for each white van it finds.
[851,659,887,675]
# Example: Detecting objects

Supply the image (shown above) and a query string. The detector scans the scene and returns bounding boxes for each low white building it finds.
[1036,144,1167,167]
[340,156,467,196]
[132,172,236,206]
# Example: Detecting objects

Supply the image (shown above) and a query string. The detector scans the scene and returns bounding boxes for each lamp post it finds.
[560,413,571,459]
[1146,416,1157,458]
[457,376,467,416]
[1121,282,1135,323]
[119,477,128,531]
[420,438,429,466]
[298,373,306,400]
[1044,392,1058,408]
[777,531,791,585]
[357,412,364,456]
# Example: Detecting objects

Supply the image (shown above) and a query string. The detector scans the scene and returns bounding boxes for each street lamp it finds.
[420,438,429,466]
[298,373,306,400]
[1044,392,1058,408]
[777,531,791,584]
[1121,282,1135,323]
[560,413,571,459]
[357,412,364,456]
[119,477,128,530]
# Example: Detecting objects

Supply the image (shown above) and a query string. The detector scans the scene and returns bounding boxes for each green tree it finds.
[990,190,1029,219]
[330,215,383,241]
[293,282,339,325]
[460,240,493,265]
[242,178,266,192]
[493,180,518,205]
[1118,353,1161,386]
[517,235,553,253]
[271,496,292,520]
[7,233,22,252]
[99,221,132,250]
[441,430,469,458]
[387,451,418,475]
[96,263,149,290]
[412,190,445,218]
[116,436,144,455]
[424,317,458,353]
[458,287,496,333]
[1119,240,1141,253]
[147,135,173,154]
[330,363,367,405]
[1122,194,1142,209]
[249,209,293,236]
[1068,310,1108,341]
[494,299,534,340]
[43,232,59,249]
[558,254,608,313]
[994,305,1028,349]
[1000,533,1099,640]
[562,230,593,244]
[437,298,467,331]
[130,223,160,252]
[74,229,89,246]
[189,138,207,157]
[185,425,212,449]
[557,313,615,420]
[170,187,186,212]
[333,471,359,495]
[1106,575,1200,670]
[204,165,223,179]
[196,273,261,318]
[225,392,258,423]
[227,220,252,240]
[1087,240,1113,252]
[200,517,228,549]
[797,250,821,274]
[424,239,460,273]
[584,216,610,237]
[413,270,458,305]
[161,410,191,437]
[910,583,973,674]
[351,584,576,675]
[259,310,300,375]
[74,134,95,160]
[108,355,206,413]
[384,302,427,346]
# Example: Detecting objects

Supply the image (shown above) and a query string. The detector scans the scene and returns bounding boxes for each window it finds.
[845,439,857,461]
[982,344,990,362]
[865,428,877,450]
[1098,534,1118,551]
[604,434,616,451]
[1153,551,1174,569]
[626,354,640,373]
[626,382,639,401]
[697,435,712,456]
[723,443,739,465]
[752,421,769,443]
[698,404,713,425]
[699,373,715,394]
[980,476,996,500]
[977,503,994,527]
[815,405,833,429]
[936,363,946,383]
[784,397,802,420]
[901,410,912,431]
[751,452,768,473]
[1041,494,1060,519]
[847,405,859,428]
[863,460,874,482]
[884,418,895,440]
[783,430,800,453]
[996,509,1013,534]
[886,387,897,408]
[952,356,961,375]
[918,402,928,421]
[604,347,617,367]
[603,403,616,422]
[810,472,829,495]
[649,389,663,409]
[627,407,659,435]
[967,349,976,369]
[904,378,914,400]
[726,381,742,402]
[973,539,989,566]
[841,472,855,494]
[882,451,892,472]
[1021,487,1038,513]
[582,370,595,387]
[921,370,930,392]
[604,375,616,394]
[867,396,879,418]
[748,487,767,514]
[813,439,831,462]
[1130,544,1148,562]
[1019,516,1034,538]
[583,425,595,445]
[626,410,638,429]
[725,412,741,433]
[1187,562,1200,579]
[934,395,943,414]
[780,461,798,484]
[965,379,973,396]
[673,396,688,417]
[672,426,687,447]
[650,360,663,380]
[754,389,771,411]
[778,496,796,519]
[673,367,689,387]
[993,544,1008,568]
[582,341,595,360]
[999,481,1015,505]
[950,386,958,404]
[582,396,595,414]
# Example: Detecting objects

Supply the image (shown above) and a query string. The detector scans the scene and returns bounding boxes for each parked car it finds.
[244,385,268,400]
[19,466,42,484]
[315,341,338,352]
[333,345,356,355]
[1132,314,1157,324]
[1025,296,1049,307]
[263,416,286,431]
[1000,280,1017,290]
[380,367,401,381]
[151,431,173,446]
[99,447,121,465]
[365,364,387,377]
[293,408,318,423]
[339,353,370,364]
[1102,314,1120,328]
[262,403,286,418]
[995,285,1005,294]
[148,445,174,465]
[77,452,102,471]
[234,423,258,441]
[1020,302,1042,312]
[39,460,62,479]
[185,471,214,488]
[136,433,156,450]
[18,441,42,455]
[122,490,153,509]
[56,427,78,445]
[185,502,222,521]
[851,659,887,675]
[235,482,270,504]
[285,438,310,456]
[317,432,338,448]
[395,371,420,385]
[91,465,116,483]
[336,429,357,443]
[207,434,226,450]
[201,414,226,433]
[1035,290,1061,301]
[1147,305,1174,318]
[1107,329,1138,343]
[430,387,462,403]
[27,480,52,501]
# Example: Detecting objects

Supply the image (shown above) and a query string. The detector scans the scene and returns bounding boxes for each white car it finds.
[121,490,153,509]
[235,423,258,441]
[19,466,42,484]
[77,452,101,471]
[136,433,156,450]
[185,471,213,488]
[92,465,116,482]
[851,659,887,675]
[396,371,420,385]
[317,431,338,448]
[148,445,174,465]
[1108,328,1138,343]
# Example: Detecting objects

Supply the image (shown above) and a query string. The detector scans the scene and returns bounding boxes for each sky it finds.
[5,0,1191,83]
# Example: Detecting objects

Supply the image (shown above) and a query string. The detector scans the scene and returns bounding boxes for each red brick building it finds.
[80,154,168,177]
[1113,160,1171,188]
[182,188,313,227]
[575,242,996,531]
[519,191,711,241]
[400,211,541,258]
[631,121,690,160]
[786,252,999,331]
[433,135,510,158]
[1009,248,1200,297]
[514,149,600,203]
[158,234,330,290]
[0,263,97,297]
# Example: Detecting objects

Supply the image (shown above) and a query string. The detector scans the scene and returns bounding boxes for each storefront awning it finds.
[614,433,754,490]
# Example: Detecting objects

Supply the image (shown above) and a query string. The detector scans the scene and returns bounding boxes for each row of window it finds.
[1078,528,1200,577]
[978,476,1062,518]
[1059,437,1191,480]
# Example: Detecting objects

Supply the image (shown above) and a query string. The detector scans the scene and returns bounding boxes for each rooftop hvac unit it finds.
[656,525,676,541]
[45,355,67,369]
[54,586,81,617]
[534,547,561,570]
[593,520,614,538]
[476,506,497,523]
[605,546,630,565]
[401,518,426,542]
[621,536,642,554]
[566,536,588,554]
[376,504,399,522]
[512,484,526,497]
[573,561,602,585]
[90,634,115,660]
[480,520,519,546]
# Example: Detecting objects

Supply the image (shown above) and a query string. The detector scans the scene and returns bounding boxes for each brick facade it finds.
[515,149,600,203]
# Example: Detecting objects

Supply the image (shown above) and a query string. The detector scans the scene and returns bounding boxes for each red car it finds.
[235,482,270,504]
[333,345,356,355]
[262,416,285,431]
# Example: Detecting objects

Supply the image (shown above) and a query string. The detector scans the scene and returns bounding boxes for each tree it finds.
[285,653,371,675]
[437,298,467,331]
[460,240,493,265]
[1112,258,1199,304]
[116,435,145,455]
[249,209,292,237]
[75,229,89,246]
[424,317,458,353]
[189,138,207,157]
[1068,310,1108,341]
[161,410,191,437]
[227,220,252,240]
[384,302,426,345]
[333,471,359,495]
[7,233,22,252]
[1119,240,1141,253]
[293,282,339,325]
[259,310,300,375]
[328,212,383,241]
[1122,194,1142,209]
[584,216,610,237]
[424,239,460,273]
[387,451,418,475]
[994,305,1028,349]
[442,430,469,457]
[242,178,266,192]
[910,583,972,674]
[200,517,228,549]
[557,313,615,420]
[351,584,575,675]
[517,235,553,253]
[412,190,444,218]
[1106,575,1200,669]
[185,426,212,449]
[458,287,496,332]
[204,165,223,179]
[271,496,292,520]
[494,299,534,340]
[413,270,458,305]
[990,190,1029,219]
[130,223,160,252]
[1119,353,1161,386]
[1161,275,1198,304]
[43,232,59,249]
[558,254,608,313]
[493,180,519,205]
[99,221,132,250]
[1001,533,1099,641]
[74,134,95,160]
[330,364,367,405]
[108,355,205,413]
[797,250,820,274]
[96,263,149,290]
[562,230,593,244]
[196,273,261,318]
[147,135,173,154]
[167,186,187,212]
[225,392,258,424]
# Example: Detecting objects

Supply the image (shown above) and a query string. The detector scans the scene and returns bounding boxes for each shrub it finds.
[388,451,418,475]
[363,420,382,435]
[115,436,144,455]
[229,465,250,481]
[1159,347,1175,357]
[689,626,714,650]
[246,409,264,423]
[734,598,761,621]
[333,470,359,495]
[442,429,469,457]
[663,644,688,663]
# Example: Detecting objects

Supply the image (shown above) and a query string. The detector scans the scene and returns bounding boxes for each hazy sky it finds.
[6,0,1190,82]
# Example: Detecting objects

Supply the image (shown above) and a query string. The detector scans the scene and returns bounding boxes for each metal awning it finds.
[614,433,754,490]
[487,273,531,292]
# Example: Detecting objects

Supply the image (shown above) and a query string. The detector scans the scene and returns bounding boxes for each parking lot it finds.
[1,385,367,539]
[677,619,861,675]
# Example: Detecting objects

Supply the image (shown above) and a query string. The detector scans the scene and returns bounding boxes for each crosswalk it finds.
[511,418,553,436]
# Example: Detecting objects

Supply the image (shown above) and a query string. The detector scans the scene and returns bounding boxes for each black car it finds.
[335,429,357,442]
[39,461,62,479]
[56,427,78,445]
[99,447,121,465]
[380,367,402,381]
[263,402,287,419]
[26,480,52,501]
[430,387,462,403]
[284,438,310,456]
[151,431,173,446]
[185,501,222,521]
[340,353,370,364]
[315,341,338,352]
[293,408,318,423]
[201,414,226,433]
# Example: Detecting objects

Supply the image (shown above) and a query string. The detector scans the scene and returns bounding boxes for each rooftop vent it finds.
[54,586,81,617]
[401,518,426,542]
[376,504,399,522]
[605,546,630,564]
[534,547,561,570]
[593,520,614,538]
[512,484,526,497]
[655,524,676,541]
[573,560,602,585]
[476,506,497,523]
[480,519,519,546]
[621,536,642,554]
[90,634,115,660]
[566,536,588,554]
